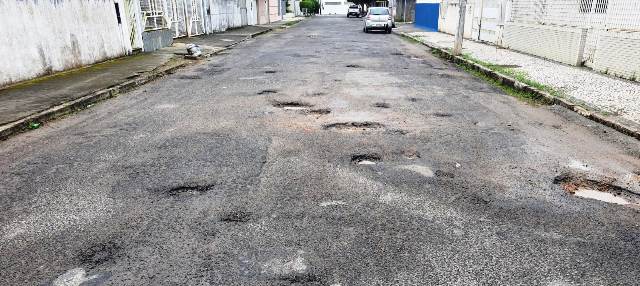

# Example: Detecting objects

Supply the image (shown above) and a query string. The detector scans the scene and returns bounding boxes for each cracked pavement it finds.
[1,16,640,285]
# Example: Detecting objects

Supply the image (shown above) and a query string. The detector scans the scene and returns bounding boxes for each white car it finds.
[363,7,393,34]
[347,5,361,18]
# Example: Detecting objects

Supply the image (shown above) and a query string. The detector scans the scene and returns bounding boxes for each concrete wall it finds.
[142,29,174,52]
[269,0,282,21]
[0,0,130,87]
[502,23,588,66]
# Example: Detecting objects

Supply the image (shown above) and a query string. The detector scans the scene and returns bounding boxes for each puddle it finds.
[554,173,639,205]
[373,102,390,108]
[272,100,313,110]
[398,165,434,177]
[323,121,385,131]
[351,154,382,165]
[258,89,278,95]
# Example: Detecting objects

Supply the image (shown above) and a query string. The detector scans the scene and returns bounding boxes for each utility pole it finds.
[453,0,467,56]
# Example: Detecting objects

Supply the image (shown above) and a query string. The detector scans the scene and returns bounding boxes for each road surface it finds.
[1,16,639,285]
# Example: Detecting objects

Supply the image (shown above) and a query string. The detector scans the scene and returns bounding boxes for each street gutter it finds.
[393,31,640,141]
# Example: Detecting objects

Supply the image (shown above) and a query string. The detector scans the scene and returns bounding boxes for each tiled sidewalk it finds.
[397,25,640,126]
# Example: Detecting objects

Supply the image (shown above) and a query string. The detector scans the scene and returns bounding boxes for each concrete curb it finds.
[394,31,640,141]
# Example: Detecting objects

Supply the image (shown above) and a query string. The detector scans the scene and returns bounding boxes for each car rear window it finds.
[369,8,389,15]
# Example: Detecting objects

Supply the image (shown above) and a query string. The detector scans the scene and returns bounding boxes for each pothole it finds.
[435,170,455,178]
[553,173,639,205]
[78,241,121,268]
[220,210,253,222]
[351,154,382,165]
[391,52,404,56]
[164,184,215,196]
[373,102,390,108]
[402,149,421,159]
[385,129,409,135]
[272,100,313,110]
[305,91,327,97]
[258,89,279,95]
[407,97,422,102]
[177,75,202,80]
[432,112,452,117]
[264,70,277,74]
[306,108,331,115]
[346,64,363,68]
[323,121,385,131]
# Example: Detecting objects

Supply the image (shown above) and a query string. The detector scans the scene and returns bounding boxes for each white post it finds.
[453,0,467,56]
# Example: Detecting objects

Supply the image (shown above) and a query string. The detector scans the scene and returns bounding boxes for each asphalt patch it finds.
[323,121,385,131]
[258,89,279,95]
[220,210,253,223]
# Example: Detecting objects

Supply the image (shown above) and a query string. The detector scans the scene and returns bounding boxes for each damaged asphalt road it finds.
[1,16,640,285]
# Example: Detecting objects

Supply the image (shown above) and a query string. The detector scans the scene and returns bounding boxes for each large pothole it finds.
[323,121,385,131]
[553,173,639,205]
[272,100,314,110]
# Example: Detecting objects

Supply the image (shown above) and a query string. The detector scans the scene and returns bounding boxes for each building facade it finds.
[0,0,283,88]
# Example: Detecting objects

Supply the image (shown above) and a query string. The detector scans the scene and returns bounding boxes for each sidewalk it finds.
[0,25,277,140]
[395,24,640,134]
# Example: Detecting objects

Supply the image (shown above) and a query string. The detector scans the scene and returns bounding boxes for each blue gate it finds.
[415,0,439,31]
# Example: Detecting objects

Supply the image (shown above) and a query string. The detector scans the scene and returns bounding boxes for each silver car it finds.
[363,7,392,34]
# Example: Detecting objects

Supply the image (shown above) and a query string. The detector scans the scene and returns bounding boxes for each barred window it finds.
[594,0,608,14]
[579,0,593,13]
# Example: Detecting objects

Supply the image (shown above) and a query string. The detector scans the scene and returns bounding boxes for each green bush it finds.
[300,0,320,14]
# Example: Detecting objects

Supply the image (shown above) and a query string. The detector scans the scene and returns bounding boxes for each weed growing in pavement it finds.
[28,122,41,129]
[460,54,564,99]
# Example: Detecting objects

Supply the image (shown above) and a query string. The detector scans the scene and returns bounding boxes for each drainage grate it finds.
[323,121,385,130]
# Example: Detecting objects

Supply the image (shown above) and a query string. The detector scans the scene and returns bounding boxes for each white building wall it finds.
[321,0,349,15]
[208,0,246,31]
[0,0,130,87]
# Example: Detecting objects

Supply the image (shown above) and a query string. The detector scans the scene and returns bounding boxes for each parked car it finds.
[347,5,361,18]
[363,7,392,33]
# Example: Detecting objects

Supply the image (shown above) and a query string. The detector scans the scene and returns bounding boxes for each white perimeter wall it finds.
[0,0,130,87]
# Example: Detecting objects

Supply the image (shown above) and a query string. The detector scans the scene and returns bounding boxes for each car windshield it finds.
[369,8,389,15]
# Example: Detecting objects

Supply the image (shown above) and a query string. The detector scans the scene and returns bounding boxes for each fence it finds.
[438,0,640,81]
